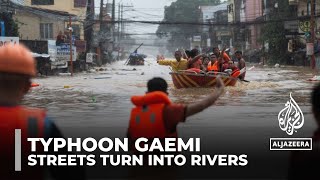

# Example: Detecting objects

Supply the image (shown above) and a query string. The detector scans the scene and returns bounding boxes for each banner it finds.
[0,37,19,46]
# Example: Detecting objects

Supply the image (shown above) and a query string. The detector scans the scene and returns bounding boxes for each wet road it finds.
[24,58,318,179]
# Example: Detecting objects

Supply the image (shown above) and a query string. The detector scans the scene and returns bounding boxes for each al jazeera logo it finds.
[270,93,312,151]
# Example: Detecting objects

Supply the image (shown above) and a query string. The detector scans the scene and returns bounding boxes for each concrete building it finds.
[239,0,263,50]
[13,5,73,41]
[21,0,87,40]
[199,3,229,48]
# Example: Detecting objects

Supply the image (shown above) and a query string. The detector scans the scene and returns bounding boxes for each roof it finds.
[200,3,228,21]
[27,6,77,17]
[11,2,77,20]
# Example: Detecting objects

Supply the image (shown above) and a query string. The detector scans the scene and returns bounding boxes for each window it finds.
[31,0,54,5]
[74,0,86,7]
[71,25,81,40]
[40,23,53,39]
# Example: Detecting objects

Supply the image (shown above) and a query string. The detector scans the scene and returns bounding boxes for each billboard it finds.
[48,40,77,69]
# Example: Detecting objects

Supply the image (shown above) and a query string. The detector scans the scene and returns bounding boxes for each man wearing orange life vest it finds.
[207,54,218,72]
[127,76,225,151]
[0,45,85,180]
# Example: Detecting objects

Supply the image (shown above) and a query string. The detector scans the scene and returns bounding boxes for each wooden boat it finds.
[170,71,238,89]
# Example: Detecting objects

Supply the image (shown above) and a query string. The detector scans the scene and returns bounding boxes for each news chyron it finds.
[270,93,312,151]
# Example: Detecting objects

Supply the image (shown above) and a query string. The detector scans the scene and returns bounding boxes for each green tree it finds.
[157,0,221,51]
[0,12,19,36]
[259,0,290,65]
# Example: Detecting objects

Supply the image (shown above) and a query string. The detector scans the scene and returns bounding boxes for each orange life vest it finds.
[128,92,177,144]
[0,106,46,180]
[207,61,219,72]
[231,69,241,78]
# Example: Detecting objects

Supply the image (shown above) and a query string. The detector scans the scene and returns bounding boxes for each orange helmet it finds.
[0,44,36,76]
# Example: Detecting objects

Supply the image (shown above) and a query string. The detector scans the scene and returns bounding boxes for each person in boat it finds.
[213,47,231,64]
[207,54,218,72]
[187,49,206,72]
[127,76,224,151]
[0,45,86,180]
[288,83,320,179]
[224,61,241,78]
[202,55,210,66]
[157,50,188,72]
[207,54,227,73]
[234,51,246,81]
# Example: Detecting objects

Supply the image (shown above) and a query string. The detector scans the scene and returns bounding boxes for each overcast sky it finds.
[95,0,175,36]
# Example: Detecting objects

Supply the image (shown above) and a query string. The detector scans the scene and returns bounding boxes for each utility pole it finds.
[112,0,116,47]
[120,4,123,39]
[311,0,316,70]
[98,0,104,65]
[69,15,73,76]
[118,3,121,59]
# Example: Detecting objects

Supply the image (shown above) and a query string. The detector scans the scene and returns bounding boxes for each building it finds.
[21,0,87,40]
[199,3,229,49]
[239,0,263,50]
[13,5,74,41]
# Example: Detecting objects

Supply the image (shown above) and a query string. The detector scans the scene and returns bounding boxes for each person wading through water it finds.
[127,76,224,179]
[0,45,86,180]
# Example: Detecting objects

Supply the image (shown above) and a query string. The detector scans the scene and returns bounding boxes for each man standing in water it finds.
[157,50,188,72]
[234,51,246,81]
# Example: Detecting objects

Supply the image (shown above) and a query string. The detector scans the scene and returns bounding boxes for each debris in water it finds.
[92,96,97,103]
[94,76,111,79]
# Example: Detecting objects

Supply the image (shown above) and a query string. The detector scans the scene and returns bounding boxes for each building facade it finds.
[22,0,87,40]
[14,5,71,41]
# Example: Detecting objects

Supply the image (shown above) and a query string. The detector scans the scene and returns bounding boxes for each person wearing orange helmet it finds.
[0,44,86,180]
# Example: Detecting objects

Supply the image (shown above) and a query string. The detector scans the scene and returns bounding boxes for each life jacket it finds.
[207,61,219,72]
[0,106,46,180]
[128,92,178,150]
[231,69,241,78]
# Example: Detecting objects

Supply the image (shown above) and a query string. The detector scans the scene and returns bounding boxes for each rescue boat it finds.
[169,68,245,89]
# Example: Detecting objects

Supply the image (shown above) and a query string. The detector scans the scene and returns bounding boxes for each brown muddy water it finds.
[23,58,319,179]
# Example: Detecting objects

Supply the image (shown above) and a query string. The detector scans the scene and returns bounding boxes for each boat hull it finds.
[170,72,237,89]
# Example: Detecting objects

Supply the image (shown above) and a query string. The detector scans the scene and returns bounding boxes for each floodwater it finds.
[24,57,319,179]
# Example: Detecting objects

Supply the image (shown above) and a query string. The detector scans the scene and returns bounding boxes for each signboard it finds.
[193,36,201,42]
[299,20,311,32]
[306,43,314,56]
[0,37,19,46]
[56,44,77,62]
[48,40,77,69]
[86,53,95,63]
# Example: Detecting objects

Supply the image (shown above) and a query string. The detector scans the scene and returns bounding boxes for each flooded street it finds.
[24,58,318,179]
